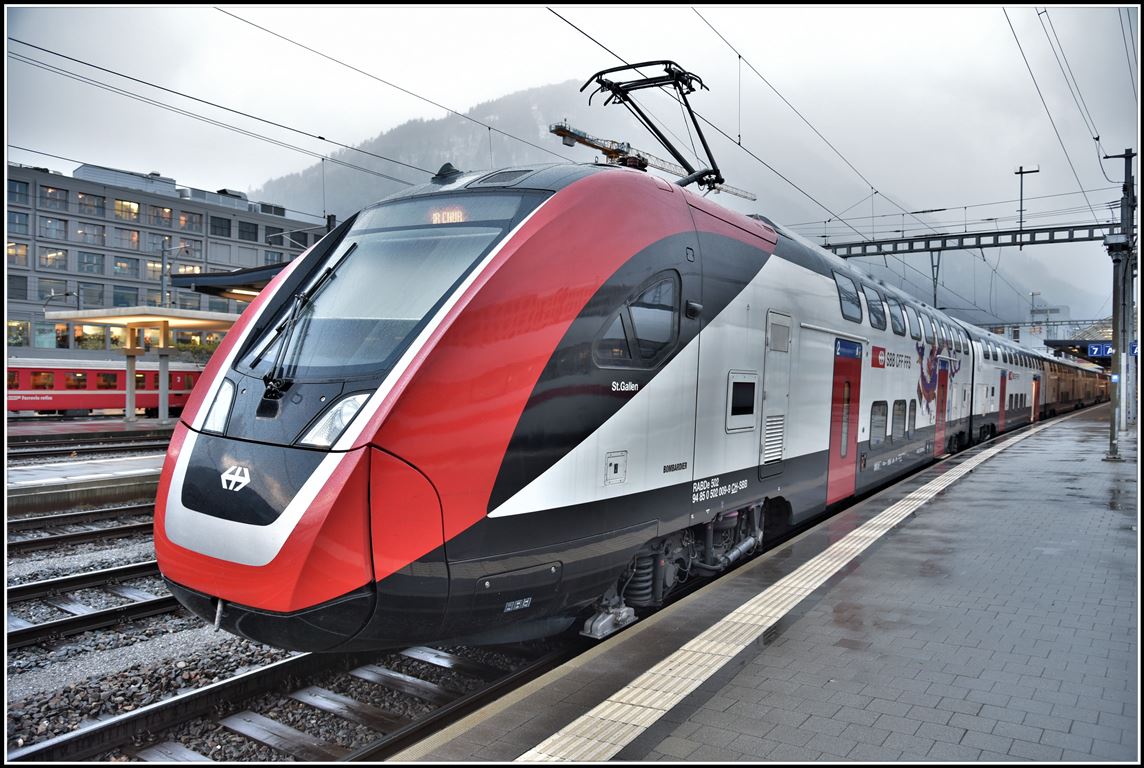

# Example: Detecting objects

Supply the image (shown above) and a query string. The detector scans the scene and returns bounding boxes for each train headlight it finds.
[202,378,235,434]
[297,393,370,448]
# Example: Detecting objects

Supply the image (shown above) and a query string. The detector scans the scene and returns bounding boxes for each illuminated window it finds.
[176,263,201,274]
[9,211,29,235]
[8,320,30,347]
[113,256,139,278]
[114,199,140,221]
[38,246,68,270]
[178,211,203,232]
[149,205,173,228]
[8,370,18,388]
[77,193,105,216]
[32,371,55,389]
[74,325,106,350]
[40,186,68,211]
[97,372,117,389]
[146,260,163,280]
[8,242,29,266]
[65,371,88,389]
[115,228,140,250]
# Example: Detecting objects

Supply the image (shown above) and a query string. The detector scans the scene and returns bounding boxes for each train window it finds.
[833,272,863,323]
[97,372,117,389]
[908,399,917,439]
[892,400,906,441]
[135,372,147,390]
[726,372,758,433]
[7,370,18,389]
[870,401,888,447]
[65,372,87,389]
[595,316,631,361]
[31,371,54,389]
[840,382,851,456]
[628,278,678,362]
[184,374,194,390]
[905,306,921,340]
[885,296,906,336]
[862,285,886,330]
[922,314,934,345]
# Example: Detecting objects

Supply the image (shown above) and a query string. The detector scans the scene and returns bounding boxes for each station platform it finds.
[6,454,164,513]
[396,406,1138,763]
[6,417,174,444]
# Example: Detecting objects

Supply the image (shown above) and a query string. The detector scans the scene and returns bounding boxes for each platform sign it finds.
[1132,341,1138,356]
[1111,374,1120,383]
[1087,343,1113,357]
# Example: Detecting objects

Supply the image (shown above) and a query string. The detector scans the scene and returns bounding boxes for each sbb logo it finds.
[872,346,887,368]
[220,465,251,492]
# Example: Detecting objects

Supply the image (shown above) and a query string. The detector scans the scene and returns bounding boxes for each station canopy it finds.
[43,306,238,331]
[171,262,286,303]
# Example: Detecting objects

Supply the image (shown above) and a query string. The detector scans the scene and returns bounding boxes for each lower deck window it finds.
[870,401,888,446]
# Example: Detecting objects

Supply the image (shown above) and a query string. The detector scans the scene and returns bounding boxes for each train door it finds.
[1031,376,1040,423]
[827,339,862,505]
[934,359,949,456]
[998,371,1007,431]
[759,311,792,480]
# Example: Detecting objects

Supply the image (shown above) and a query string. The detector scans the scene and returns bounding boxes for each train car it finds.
[6,357,203,417]
[154,162,1107,653]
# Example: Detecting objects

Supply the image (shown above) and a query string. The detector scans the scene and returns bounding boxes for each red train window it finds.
[65,372,88,389]
[135,372,147,390]
[31,371,54,389]
[97,373,117,389]
[7,370,18,390]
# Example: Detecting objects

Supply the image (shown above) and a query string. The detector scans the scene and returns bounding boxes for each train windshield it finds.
[239,191,546,380]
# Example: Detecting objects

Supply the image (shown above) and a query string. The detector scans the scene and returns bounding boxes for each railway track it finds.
[7,561,179,649]
[7,640,579,762]
[8,503,154,555]
[7,439,171,460]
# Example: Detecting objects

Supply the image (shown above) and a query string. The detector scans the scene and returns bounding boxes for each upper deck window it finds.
[833,272,862,323]
[862,285,886,330]
[885,296,906,336]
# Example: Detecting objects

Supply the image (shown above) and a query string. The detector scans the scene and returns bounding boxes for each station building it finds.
[6,162,321,357]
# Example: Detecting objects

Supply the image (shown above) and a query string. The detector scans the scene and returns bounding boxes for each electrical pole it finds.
[1102,148,1135,460]
[1015,165,1039,250]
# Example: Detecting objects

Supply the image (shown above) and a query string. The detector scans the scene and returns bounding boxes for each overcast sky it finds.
[5,5,1139,322]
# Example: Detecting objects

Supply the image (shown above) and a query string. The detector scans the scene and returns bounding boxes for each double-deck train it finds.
[154,162,1107,651]
[7,357,203,417]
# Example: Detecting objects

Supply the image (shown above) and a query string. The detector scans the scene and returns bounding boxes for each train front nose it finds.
[155,422,377,651]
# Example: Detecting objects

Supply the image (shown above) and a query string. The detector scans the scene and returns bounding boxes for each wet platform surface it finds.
[7,417,174,441]
[6,454,165,489]
[397,406,1137,763]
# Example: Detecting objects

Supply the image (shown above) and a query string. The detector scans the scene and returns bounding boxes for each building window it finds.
[147,232,173,255]
[9,179,30,205]
[208,296,229,313]
[113,285,139,307]
[8,274,28,301]
[146,260,163,280]
[8,211,29,235]
[833,272,863,323]
[77,192,106,216]
[38,277,68,301]
[179,237,202,259]
[115,228,140,250]
[8,320,31,347]
[32,322,69,349]
[38,246,68,270]
[238,221,258,241]
[264,226,284,246]
[40,186,69,211]
[114,199,140,221]
[39,216,68,240]
[145,288,162,306]
[177,292,201,310]
[176,263,202,274]
[78,282,104,308]
[210,216,232,237]
[78,251,105,274]
[113,255,140,278]
[73,325,105,350]
[149,205,173,228]
[264,250,284,265]
[178,211,203,232]
[8,242,29,267]
[76,222,105,245]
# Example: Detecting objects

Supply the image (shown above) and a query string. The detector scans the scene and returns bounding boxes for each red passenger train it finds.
[154,162,1107,652]
[7,357,203,417]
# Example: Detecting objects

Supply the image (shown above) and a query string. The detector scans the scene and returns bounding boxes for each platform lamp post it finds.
[153,241,190,426]
[155,241,191,308]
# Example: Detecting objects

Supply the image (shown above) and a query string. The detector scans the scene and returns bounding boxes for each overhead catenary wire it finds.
[1119,7,1138,104]
[550,9,1019,321]
[8,36,436,178]
[215,6,577,165]
[7,52,418,188]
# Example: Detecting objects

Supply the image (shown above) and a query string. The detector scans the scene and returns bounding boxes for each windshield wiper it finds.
[260,242,357,399]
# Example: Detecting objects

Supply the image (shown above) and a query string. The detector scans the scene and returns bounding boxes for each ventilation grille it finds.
[477,170,531,185]
[763,415,785,464]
